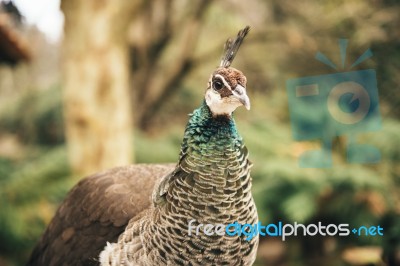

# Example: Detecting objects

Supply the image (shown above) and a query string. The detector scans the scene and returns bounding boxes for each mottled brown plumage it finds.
[100,121,258,265]
[27,164,175,266]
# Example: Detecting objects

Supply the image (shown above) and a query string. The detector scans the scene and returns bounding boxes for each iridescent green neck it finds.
[180,101,242,157]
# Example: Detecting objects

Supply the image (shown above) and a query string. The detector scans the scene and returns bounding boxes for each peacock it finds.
[27,26,259,266]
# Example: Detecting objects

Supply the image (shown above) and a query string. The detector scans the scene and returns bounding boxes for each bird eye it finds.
[212,79,223,91]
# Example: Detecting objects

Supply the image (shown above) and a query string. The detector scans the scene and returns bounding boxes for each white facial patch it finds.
[205,89,241,116]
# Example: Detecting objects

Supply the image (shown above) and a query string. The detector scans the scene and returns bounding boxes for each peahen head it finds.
[205,26,251,117]
[205,67,249,117]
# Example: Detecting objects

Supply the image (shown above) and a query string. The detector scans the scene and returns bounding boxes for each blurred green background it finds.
[0,0,399,265]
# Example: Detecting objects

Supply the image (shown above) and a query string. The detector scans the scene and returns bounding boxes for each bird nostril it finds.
[234,85,245,95]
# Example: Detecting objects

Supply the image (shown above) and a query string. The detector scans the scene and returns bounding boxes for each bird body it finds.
[27,164,175,266]
[27,26,258,266]
[100,101,258,265]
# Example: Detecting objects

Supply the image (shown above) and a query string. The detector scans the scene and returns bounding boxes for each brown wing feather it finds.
[27,164,175,266]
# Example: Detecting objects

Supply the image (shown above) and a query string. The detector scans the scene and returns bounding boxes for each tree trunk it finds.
[61,0,139,177]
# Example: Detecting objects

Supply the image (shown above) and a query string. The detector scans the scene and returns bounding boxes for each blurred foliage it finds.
[0,0,399,265]
[0,85,64,145]
[0,147,71,265]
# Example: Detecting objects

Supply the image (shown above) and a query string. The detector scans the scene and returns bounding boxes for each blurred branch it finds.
[129,0,212,130]
[134,0,173,102]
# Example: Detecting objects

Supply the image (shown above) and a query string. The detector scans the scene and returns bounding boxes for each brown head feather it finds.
[220,26,250,68]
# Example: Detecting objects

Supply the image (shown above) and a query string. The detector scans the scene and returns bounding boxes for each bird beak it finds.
[232,84,250,110]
